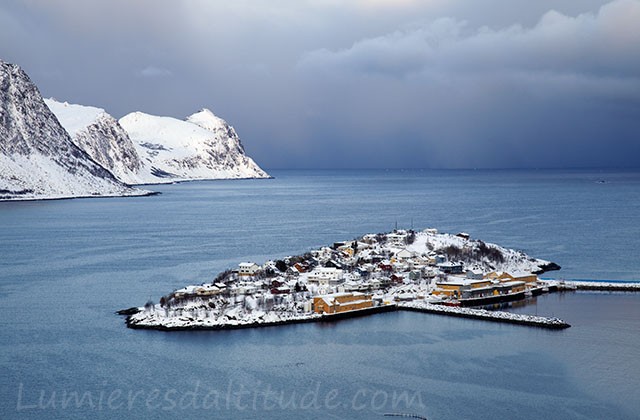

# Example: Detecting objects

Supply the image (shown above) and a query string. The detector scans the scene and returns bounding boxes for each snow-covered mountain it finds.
[120,110,270,182]
[45,100,269,185]
[44,99,145,185]
[0,60,148,201]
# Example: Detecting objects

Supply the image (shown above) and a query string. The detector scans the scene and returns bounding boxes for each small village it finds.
[125,228,572,330]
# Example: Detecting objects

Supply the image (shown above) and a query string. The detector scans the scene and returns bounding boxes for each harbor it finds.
[122,229,640,333]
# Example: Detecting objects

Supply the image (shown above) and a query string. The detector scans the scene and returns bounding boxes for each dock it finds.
[398,301,571,329]
[557,280,640,292]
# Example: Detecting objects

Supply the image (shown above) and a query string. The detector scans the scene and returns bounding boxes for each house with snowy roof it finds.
[387,232,407,247]
[307,267,344,286]
[485,271,537,284]
[313,292,372,314]
[437,261,464,274]
[238,262,260,276]
[394,248,414,261]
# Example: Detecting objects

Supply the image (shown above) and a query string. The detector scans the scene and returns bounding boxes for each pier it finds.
[556,280,640,292]
[398,302,571,329]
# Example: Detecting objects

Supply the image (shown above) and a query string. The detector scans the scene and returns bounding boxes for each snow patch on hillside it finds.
[44,99,103,137]
[406,232,551,274]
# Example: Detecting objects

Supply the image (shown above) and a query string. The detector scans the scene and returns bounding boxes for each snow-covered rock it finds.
[119,109,269,182]
[0,60,148,201]
[44,99,145,185]
[406,230,553,274]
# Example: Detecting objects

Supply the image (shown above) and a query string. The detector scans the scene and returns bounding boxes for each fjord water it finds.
[1,169,639,420]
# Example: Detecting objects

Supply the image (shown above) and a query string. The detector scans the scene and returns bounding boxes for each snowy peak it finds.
[119,109,270,181]
[44,99,104,137]
[45,98,144,185]
[0,61,72,158]
[187,108,246,155]
[186,108,228,132]
[0,60,146,200]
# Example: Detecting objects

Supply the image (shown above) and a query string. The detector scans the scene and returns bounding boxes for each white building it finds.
[387,232,407,247]
[395,248,414,261]
[230,282,259,295]
[238,262,260,276]
[306,267,345,293]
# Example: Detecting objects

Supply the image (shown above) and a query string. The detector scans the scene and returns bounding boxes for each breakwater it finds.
[558,280,640,292]
[398,302,571,329]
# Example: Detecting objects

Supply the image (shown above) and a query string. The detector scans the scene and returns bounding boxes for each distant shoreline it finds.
[0,176,274,203]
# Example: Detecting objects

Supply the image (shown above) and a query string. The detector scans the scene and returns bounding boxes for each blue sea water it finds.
[0,169,639,419]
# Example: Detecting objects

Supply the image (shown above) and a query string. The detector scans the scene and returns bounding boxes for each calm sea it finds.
[1,169,639,419]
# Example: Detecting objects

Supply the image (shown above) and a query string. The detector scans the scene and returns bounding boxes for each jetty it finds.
[558,280,640,292]
[398,301,570,329]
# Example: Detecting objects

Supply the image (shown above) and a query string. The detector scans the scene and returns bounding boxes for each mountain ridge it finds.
[0,60,148,201]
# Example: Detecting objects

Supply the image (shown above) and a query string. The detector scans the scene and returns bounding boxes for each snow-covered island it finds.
[124,229,576,331]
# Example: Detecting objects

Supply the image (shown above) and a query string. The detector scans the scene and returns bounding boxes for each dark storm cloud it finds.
[1,0,638,169]
[295,0,640,168]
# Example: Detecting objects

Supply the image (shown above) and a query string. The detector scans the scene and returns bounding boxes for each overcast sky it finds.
[1,0,639,169]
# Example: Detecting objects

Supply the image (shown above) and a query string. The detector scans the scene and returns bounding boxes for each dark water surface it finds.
[1,169,639,419]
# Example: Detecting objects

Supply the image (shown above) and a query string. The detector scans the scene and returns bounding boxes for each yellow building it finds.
[485,271,537,284]
[313,292,373,314]
[501,281,526,293]
[338,245,355,257]
[433,278,492,297]
[195,285,221,297]
[433,278,525,300]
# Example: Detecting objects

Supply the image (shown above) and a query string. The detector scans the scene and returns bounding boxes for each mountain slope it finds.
[187,108,269,179]
[119,110,270,182]
[44,98,145,185]
[0,60,147,200]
